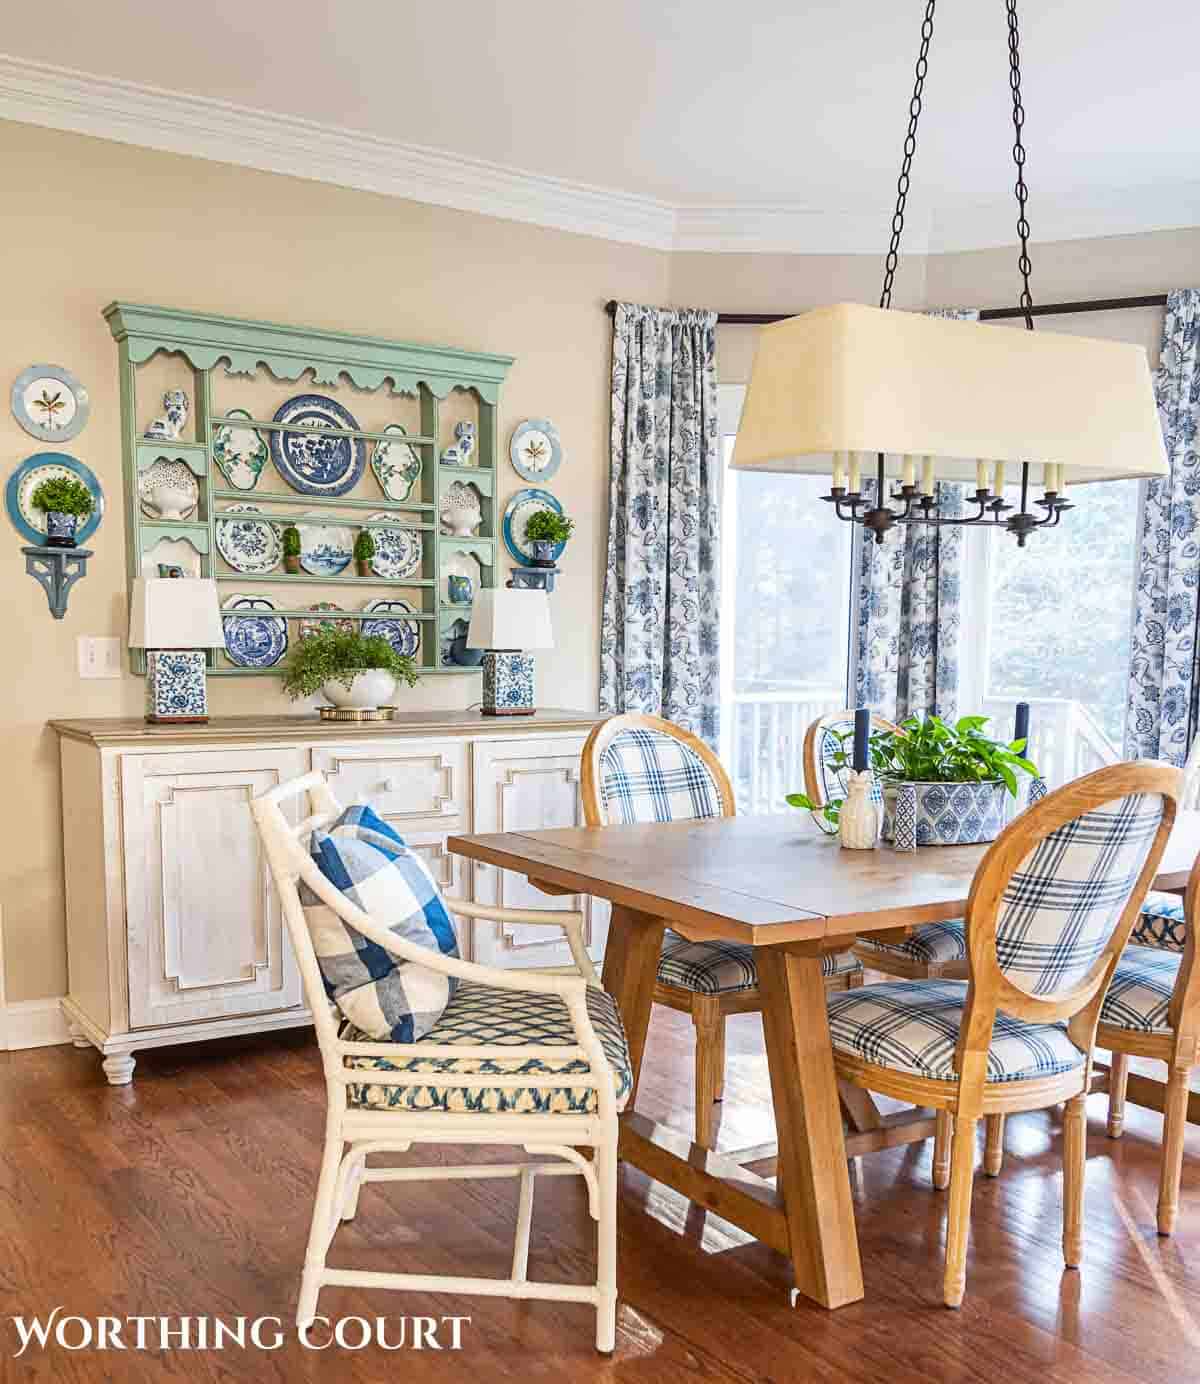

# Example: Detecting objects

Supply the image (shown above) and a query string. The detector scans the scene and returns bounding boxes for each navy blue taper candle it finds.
[1013,701,1030,756]
[852,707,871,772]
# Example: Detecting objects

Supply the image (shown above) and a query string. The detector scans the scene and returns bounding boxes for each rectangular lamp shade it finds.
[466,587,554,650]
[731,301,1167,484]
[128,577,226,649]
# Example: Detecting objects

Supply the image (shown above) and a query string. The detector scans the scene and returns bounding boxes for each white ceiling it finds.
[3,0,1199,252]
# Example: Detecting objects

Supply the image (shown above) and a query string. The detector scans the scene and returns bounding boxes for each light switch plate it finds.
[77,636,122,679]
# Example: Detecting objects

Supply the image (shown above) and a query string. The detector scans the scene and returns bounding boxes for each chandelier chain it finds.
[1006,0,1035,330]
[878,0,937,310]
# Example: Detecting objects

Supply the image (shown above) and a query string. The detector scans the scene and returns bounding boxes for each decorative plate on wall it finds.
[5,452,104,547]
[299,602,355,641]
[361,598,421,658]
[215,504,282,574]
[371,423,422,503]
[368,514,423,579]
[297,512,354,577]
[11,365,90,443]
[502,487,564,567]
[270,393,367,496]
[221,593,288,668]
[212,408,269,491]
[509,418,562,483]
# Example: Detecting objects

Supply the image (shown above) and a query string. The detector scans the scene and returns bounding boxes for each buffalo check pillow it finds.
[300,803,459,1041]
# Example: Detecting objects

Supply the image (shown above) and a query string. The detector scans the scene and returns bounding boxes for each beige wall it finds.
[2,117,1197,1004]
[0,120,670,1001]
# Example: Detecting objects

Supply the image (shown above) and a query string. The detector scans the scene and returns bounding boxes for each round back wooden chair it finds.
[826,760,1181,1307]
[582,712,863,1148]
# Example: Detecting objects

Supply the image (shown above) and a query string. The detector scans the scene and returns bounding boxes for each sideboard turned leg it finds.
[102,1052,137,1086]
[66,1021,92,1050]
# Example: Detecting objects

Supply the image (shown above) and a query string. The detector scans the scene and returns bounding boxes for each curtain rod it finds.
[602,293,1169,325]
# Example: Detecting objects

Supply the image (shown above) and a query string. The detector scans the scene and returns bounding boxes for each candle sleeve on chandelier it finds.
[831,451,846,490]
[921,455,934,495]
[901,455,916,487]
[848,452,861,493]
[993,461,1006,493]
[976,460,989,492]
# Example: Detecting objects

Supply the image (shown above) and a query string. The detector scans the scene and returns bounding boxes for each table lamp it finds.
[466,586,554,716]
[128,576,226,723]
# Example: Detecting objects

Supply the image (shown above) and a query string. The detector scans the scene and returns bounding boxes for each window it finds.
[719,395,854,813]
[961,478,1141,785]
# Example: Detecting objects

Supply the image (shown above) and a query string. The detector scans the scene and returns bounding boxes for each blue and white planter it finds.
[881,780,1008,847]
[481,651,536,716]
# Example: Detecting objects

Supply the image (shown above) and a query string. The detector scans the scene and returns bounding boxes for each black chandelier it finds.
[823,0,1073,546]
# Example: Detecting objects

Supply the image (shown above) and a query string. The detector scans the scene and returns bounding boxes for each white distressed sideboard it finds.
[51,710,605,1084]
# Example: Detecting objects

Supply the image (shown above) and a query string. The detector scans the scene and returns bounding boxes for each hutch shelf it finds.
[104,302,513,677]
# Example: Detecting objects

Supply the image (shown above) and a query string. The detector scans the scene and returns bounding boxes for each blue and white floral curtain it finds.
[1125,289,1200,764]
[600,304,721,745]
[852,307,978,724]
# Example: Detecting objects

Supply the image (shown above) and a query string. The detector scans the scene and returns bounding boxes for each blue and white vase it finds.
[146,649,208,723]
[893,783,919,852]
[44,511,78,548]
[1028,776,1048,806]
[482,651,536,716]
[143,388,190,441]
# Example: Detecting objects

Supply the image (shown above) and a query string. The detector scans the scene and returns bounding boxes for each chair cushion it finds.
[1100,945,1181,1034]
[1132,891,1188,952]
[827,979,1086,1083]
[599,726,722,824]
[656,931,861,995]
[342,982,632,1115]
[301,804,459,1042]
[856,919,967,966]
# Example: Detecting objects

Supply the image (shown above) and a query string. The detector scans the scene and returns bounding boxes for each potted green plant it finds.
[354,528,376,578]
[281,629,418,711]
[281,524,302,575]
[29,475,93,548]
[788,715,1036,846]
[524,509,574,567]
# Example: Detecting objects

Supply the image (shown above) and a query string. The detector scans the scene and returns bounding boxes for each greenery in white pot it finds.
[281,630,418,709]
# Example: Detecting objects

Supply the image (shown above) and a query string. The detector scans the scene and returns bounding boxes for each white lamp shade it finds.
[732,302,1167,484]
[128,577,226,649]
[466,587,554,650]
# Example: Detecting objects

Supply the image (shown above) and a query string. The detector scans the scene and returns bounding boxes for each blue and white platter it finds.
[270,393,366,497]
[6,452,104,547]
[371,423,422,503]
[297,512,354,577]
[368,513,422,579]
[502,487,564,567]
[221,594,288,668]
[361,598,421,658]
[216,504,281,574]
[509,418,563,483]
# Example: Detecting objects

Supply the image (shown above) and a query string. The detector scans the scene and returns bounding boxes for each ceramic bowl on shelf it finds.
[440,479,483,537]
[138,458,199,521]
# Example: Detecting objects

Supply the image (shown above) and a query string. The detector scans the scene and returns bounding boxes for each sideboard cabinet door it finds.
[121,749,308,1029]
[470,737,609,969]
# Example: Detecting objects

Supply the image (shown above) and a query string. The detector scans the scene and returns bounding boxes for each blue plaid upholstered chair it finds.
[582,713,864,1148]
[826,761,1181,1307]
[803,710,1013,1182]
[1097,870,1199,1234]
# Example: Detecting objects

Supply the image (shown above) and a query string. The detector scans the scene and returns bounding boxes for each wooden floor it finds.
[1,1007,1197,1382]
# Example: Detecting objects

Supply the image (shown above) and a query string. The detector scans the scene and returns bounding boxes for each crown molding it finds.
[0,53,678,250]
[0,53,1196,257]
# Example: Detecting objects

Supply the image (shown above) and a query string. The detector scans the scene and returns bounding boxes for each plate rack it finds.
[105,302,512,678]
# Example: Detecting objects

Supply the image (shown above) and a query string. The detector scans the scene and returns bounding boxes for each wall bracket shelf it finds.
[22,545,92,620]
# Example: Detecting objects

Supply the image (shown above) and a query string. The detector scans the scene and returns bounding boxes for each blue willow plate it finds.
[221,594,288,668]
[362,598,420,658]
[270,393,366,497]
[502,487,564,567]
[6,452,104,546]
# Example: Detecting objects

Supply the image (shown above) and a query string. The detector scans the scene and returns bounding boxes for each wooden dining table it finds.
[448,810,1200,1311]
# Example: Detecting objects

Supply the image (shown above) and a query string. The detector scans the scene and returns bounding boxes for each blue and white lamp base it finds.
[481,650,536,716]
[146,649,210,723]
